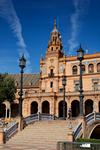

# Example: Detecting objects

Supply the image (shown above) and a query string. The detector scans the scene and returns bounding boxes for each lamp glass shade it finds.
[62,76,66,86]
[19,55,26,69]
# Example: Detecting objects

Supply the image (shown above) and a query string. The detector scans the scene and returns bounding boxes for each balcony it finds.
[48,73,54,78]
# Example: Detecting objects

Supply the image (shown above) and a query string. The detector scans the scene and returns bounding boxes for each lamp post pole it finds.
[77,45,84,116]
[19,55,26,130]
[62,75,66,120]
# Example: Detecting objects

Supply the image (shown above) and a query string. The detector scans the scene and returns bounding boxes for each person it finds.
[68,108,72,119]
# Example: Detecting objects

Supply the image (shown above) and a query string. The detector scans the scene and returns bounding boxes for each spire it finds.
[54,18,57,30]
[52,18,58,33]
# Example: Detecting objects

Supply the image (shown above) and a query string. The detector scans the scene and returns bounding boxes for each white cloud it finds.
[0,0,32,73]
[68,0,90,55]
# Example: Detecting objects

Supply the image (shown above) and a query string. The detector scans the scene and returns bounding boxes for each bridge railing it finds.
[73,122,82,140]
[4,122,19,141]
[24,113,58,125]
[85,112,100,125]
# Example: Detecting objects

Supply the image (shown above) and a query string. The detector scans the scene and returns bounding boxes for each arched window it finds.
[71,100,80,117]
[88,64,94,73]
[85,99,93,115]
[42,101,50,114]
[58,101,67,118]
[82,65,85,74]
[72,65,77,75]
[31,101,38,114]
[97,63,100,72]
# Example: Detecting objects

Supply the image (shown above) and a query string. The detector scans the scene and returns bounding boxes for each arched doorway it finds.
[0,103,6,118]
[90,125,100,139]
[11,103,19,117]
[58,101,67,118]
[99,101,100,112]
[42,101,50,114]
[71,100,79,117]
[31,101,38,114]
[85,99,93,115]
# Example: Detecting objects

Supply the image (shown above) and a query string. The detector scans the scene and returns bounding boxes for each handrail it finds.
[24,113,58,125]
[5,122,19,141]
[73,122,82,140]
[85,112,100,125]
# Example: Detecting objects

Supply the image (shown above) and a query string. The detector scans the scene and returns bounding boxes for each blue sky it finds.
[0,0,100,73]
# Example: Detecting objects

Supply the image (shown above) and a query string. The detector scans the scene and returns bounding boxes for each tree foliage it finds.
[0,74,16,103]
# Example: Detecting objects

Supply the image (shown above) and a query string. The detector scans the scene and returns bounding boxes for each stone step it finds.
[6,120,74,150]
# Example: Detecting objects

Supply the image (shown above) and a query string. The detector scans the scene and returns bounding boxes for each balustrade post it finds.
[38,112,41,121]
[94,111,96,122]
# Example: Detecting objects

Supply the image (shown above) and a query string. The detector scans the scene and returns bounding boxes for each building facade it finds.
[1,20,100,119]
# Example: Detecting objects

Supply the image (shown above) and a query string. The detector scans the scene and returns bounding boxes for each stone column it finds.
[0,128,5,144]
[93,100,99,112]
[38,98,42,113]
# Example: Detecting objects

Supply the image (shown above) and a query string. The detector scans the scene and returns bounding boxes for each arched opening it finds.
[58,101,67,118]
[90,125,100,139]
[88,64,94,73]
[42,101,50,114]
[11,103,19,117]
[99,101,100,112]
[0,103,6,118]
[72,65,77,75]
[82,64,85,74]
[97,63,100,72]
[71,100,80,117]
[85,100,93,115]
[31,101,38,114]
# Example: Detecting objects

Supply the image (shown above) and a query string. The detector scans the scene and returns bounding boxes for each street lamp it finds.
[62,74,66,120]
[77,45,84,116]
[19,54,26,130]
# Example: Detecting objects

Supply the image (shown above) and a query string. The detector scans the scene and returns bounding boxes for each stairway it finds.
[1,120,76,150]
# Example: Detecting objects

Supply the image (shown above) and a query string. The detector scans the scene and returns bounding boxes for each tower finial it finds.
[54,18,57,29]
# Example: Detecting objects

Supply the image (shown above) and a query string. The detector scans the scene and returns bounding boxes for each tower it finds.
[46,19,63,58]
[40,19,64,94]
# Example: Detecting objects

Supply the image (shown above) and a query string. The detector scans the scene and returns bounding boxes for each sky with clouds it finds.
[0,0,100,73]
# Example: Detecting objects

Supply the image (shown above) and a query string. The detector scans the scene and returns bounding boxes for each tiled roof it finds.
[9,74,40,88]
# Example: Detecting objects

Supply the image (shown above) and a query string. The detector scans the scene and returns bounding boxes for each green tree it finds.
[0,74,16,103]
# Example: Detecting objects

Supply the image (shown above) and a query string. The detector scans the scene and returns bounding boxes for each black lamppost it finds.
[19,55,26,129]
[62,74,66,120]
[77,45,84,116]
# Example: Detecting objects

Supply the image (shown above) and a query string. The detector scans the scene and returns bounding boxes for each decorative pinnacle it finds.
[54,18,57,30]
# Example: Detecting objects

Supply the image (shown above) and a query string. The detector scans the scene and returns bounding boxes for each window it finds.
[59,88,63,93]
[88,64,94,73]
[92,78,99,91]
[82,65,85,74]
[49,69,54,77]
[72,65,77,75]
[51,47,53,51]
[50,81,53,88]
[97,63,100,72]
[74,80,79,91]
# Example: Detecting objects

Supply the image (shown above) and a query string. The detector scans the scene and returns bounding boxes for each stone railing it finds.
[24,113,57,126]
[4,122,19,141]
[85,112,100,125]
[73,122,82,140]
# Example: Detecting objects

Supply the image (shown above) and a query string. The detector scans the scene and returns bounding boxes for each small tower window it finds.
[51,47,53,51]
[50,81,53,88]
